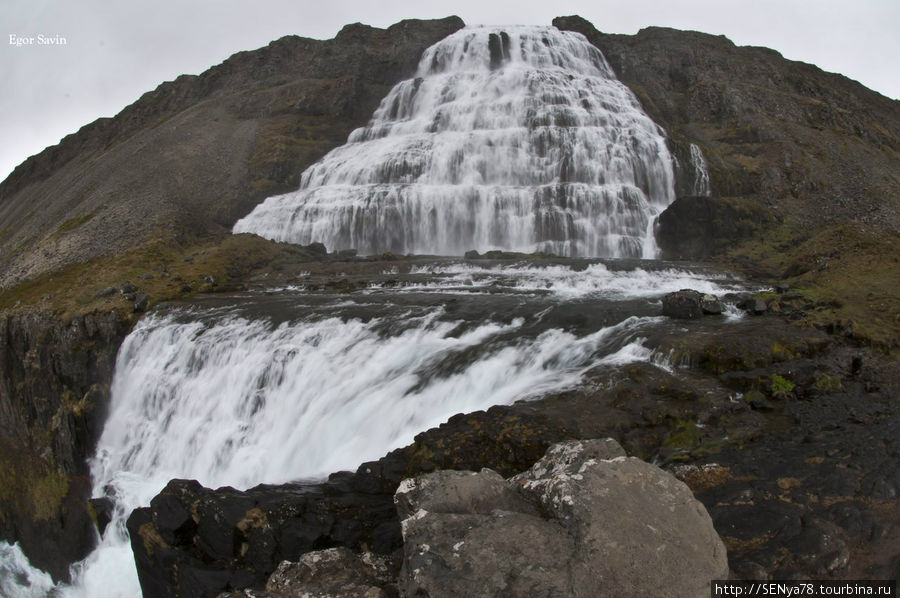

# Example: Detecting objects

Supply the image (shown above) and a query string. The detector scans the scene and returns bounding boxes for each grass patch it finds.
[723,222,900,349]
[813,374,842,391]
[0,233,318,320]
[0,439,69,524]
[30,469,70,521]
[770,374,795,398]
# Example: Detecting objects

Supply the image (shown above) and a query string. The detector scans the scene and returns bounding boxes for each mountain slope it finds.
[0,17,465,290]
[555,15,899,232]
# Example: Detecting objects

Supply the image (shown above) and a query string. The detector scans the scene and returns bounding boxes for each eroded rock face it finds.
[656,196,775,259]
[553,16,900,236]
[396,439,729,598]
[0,310,131,580]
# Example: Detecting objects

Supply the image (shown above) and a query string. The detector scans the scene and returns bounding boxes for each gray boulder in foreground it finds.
[395,438,729,598]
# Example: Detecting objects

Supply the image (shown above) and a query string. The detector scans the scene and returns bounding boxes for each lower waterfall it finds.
[0,260,747,597]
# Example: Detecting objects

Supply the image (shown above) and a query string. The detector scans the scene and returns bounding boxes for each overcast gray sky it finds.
[1,0,897,181]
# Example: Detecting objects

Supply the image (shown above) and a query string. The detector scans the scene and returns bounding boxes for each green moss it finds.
[771,342,798,362]
[755,291,779,301]
[743,389,766,404]
[30,470,69,521]
[664,420,702,451]
[770,374,795,398]
[723,223,900,349]
[813,374,842,391]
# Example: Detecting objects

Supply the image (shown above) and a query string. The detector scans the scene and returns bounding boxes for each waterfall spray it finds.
[234,26,676,257]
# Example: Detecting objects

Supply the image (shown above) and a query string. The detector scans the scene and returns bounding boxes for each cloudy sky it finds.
[1,0,897,181]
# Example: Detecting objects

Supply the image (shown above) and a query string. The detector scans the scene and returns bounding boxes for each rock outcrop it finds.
[128,473,403,598]
[552,16,900,257]
[656,196,775,259]
[396,439,728,598]
[214,440,728,597]
[0,309,131,580]
[662,289,724,319]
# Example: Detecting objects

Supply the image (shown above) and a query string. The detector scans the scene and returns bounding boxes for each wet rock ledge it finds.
[190,439,728,598]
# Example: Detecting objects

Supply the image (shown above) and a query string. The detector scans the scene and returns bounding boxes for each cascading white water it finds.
[689,143,711,197]
[65,311,658,595]
[20,260,748,597]
[0,543,56,598]
[234,26,677,258]
[0,259,752,596]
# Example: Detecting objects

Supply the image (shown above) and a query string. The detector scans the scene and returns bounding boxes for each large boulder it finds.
[395,439,729,598]
[662,289,724,319]
[655,197,775,259]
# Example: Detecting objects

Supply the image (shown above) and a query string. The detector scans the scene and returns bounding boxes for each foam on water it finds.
[0,543,57,598]
[389,262,742,298]
[234,26,679,258]
[47,302,660,596]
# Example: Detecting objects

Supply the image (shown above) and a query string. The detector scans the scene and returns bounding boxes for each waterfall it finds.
[234,26,677,258]
[5,260,745,597]
[689,143,711,197]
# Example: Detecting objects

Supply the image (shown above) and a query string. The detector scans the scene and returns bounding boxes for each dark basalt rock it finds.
[701,294,725,314]
[303,242,328,257]
[0,310,131,580]
[656,197,775,260]
[88,496,115,537]
[128,475,404,598]
[663,288,723,319]
[133,292,150,312]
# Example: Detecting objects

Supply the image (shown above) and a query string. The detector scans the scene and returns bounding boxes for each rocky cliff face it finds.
[553,16,899,254]
[0,310,131,580]
[0,17,464,289]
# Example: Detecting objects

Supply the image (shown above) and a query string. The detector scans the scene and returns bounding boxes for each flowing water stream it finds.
[3,260,750,597]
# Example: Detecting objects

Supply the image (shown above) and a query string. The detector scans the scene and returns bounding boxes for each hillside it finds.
[0,17,465,290]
